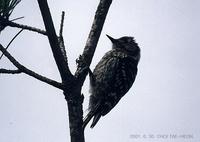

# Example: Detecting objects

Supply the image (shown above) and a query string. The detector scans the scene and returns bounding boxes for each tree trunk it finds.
[64,85,85,142]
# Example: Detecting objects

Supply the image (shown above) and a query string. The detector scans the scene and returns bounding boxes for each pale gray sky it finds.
[0,0,200,142]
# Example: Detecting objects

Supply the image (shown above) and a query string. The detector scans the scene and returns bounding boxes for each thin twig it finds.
[0,44,64,90]
[10,16,25,22]
[0,68,21,74]
[0,19,47,35]
[0,28,24,60]
[58,11,68,64]
[59,11,65,37]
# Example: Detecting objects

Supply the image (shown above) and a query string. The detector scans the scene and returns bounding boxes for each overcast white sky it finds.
[0,0,200,142]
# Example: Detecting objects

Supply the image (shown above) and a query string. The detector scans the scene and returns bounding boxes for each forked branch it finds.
[37,0,73,83]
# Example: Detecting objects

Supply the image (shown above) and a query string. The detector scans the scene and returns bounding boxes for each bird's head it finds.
[106,34,140,54]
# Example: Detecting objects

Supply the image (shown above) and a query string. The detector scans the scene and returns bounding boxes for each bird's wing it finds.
[103,56,138,116]
[92,54,120,92]
[88,52,120,110]
[113,56,138,98]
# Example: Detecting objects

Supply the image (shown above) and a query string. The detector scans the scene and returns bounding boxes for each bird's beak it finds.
[106,34,116,43]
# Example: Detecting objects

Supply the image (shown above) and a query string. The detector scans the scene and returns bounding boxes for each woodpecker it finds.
[83,35,140,129]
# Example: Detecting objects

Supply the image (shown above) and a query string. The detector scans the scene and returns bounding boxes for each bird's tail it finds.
[83,103,102,129]
[90,113,101,128]
[83,111,101,129]
[83,111,94,129]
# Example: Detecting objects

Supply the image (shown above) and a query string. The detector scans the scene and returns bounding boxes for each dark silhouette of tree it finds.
[0,0,112,142]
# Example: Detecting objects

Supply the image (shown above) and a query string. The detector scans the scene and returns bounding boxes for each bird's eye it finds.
[127,37,133,43]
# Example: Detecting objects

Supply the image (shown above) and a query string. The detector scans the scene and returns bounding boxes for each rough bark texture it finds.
[65,85,85,142]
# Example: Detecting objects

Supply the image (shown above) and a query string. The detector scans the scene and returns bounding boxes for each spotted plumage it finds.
[83,35,140,128]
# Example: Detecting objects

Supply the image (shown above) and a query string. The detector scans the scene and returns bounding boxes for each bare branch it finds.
[59,11,65,37]
[0,44,63,90]
[0,19,47,35]
[10,16,24,22]
[0,68,21,74]
[37,0,73,83]
[75,0,113,84]
[58,11,68,63]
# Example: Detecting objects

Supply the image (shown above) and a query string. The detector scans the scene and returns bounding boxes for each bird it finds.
[83,34,140,129]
